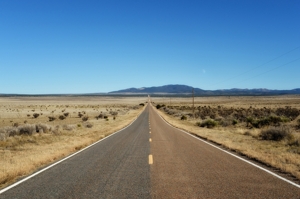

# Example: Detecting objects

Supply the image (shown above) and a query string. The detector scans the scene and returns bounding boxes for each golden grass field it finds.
[0,96,147,188]
[152,95,300,181]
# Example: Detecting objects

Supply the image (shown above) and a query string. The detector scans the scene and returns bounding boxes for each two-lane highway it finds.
[1,104,300,198]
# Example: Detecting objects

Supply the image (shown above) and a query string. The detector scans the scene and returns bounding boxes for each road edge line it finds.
[154,107,300,189]
[0,106,147,194]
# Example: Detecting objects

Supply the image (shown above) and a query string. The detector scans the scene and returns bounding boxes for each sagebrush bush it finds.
[82,116,89,121]
[297,119,300,129]
[18,124,36,135]
[48,116,56,122]
[181,115,187,120]
[78,112,83,118]
[36,123,51,133]
[33,113,40,118]
[0,132,7,141]
[84,122,93,128]
[62,124,75,131]
[59,115,66,120]
[156,104,165,109]
[232,119,238,125]
[198,119,218,128]
[259,127,292,141]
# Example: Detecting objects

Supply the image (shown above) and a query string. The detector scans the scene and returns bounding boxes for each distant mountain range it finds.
[1,85,299,96]
[110,85,300,96]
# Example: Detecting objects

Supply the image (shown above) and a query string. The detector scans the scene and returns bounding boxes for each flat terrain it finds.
[1,104,299,198]
[152,95,300,181]
[0,96,147,188]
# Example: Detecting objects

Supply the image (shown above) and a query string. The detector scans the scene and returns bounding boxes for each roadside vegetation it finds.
[153,95,300,180]
[0,97,146,188]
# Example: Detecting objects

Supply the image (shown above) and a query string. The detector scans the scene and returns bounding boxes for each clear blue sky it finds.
[1,0,299,94]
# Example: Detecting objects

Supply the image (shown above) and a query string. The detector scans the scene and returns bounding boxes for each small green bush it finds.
[232,119,238,125]
[181,115,187,120]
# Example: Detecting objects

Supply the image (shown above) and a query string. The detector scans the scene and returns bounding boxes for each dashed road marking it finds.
[149,138,152,142]
[149,155,153,165]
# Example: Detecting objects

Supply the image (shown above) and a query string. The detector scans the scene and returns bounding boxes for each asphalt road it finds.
[0,107,151,199]
[149,105,300,198]
[1,104,300,198]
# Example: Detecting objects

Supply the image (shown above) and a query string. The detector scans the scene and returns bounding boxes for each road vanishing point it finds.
[0,104,300,198]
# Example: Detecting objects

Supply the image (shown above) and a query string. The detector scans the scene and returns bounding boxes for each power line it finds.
[230,57,300,87]
[213,46,300,86]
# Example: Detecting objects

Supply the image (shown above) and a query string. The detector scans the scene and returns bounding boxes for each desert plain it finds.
[0,96,147,188]
[152,95,300,182]
[1,95,300,189]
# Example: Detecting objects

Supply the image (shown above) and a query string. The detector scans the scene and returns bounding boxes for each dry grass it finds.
[0,96,147,188]
[152,95,300,180]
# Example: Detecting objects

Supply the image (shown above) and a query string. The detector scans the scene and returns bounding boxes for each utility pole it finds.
[192,88,195,119]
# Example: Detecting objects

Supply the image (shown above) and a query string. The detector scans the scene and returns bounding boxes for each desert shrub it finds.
[104,115,108,119]
[33,113,40,118]
[198,119,218,128]
[275,107,300,120]
[78,112,83,118]
[36,123,51,133]
[18,124,36,135]
[52,125,61,135]
[77,124,81,127]
[232,119,238,125]
[82,116,89,121]
[287,136,300,147]
[63,112,69,117]
[139,103,145,106]
[259,127,292,141]
[156,104,165,109]
[181,115,187,120]
[13,123,19,127]
[243,131,252,136]
[296,119,300,129]
[62,124,75,131]
[59,115,66,120]
[217,118,230,127]
[84,122,93,128]
[0,132,7,141]
[110,111,118,116]
[48,116,56,122]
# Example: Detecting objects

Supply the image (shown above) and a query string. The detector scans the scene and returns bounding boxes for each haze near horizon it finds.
[1,1,299,94]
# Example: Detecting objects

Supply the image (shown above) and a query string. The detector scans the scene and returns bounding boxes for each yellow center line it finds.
[149,155,153,165]
[149,131,151,134]
[149,138,152,142]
